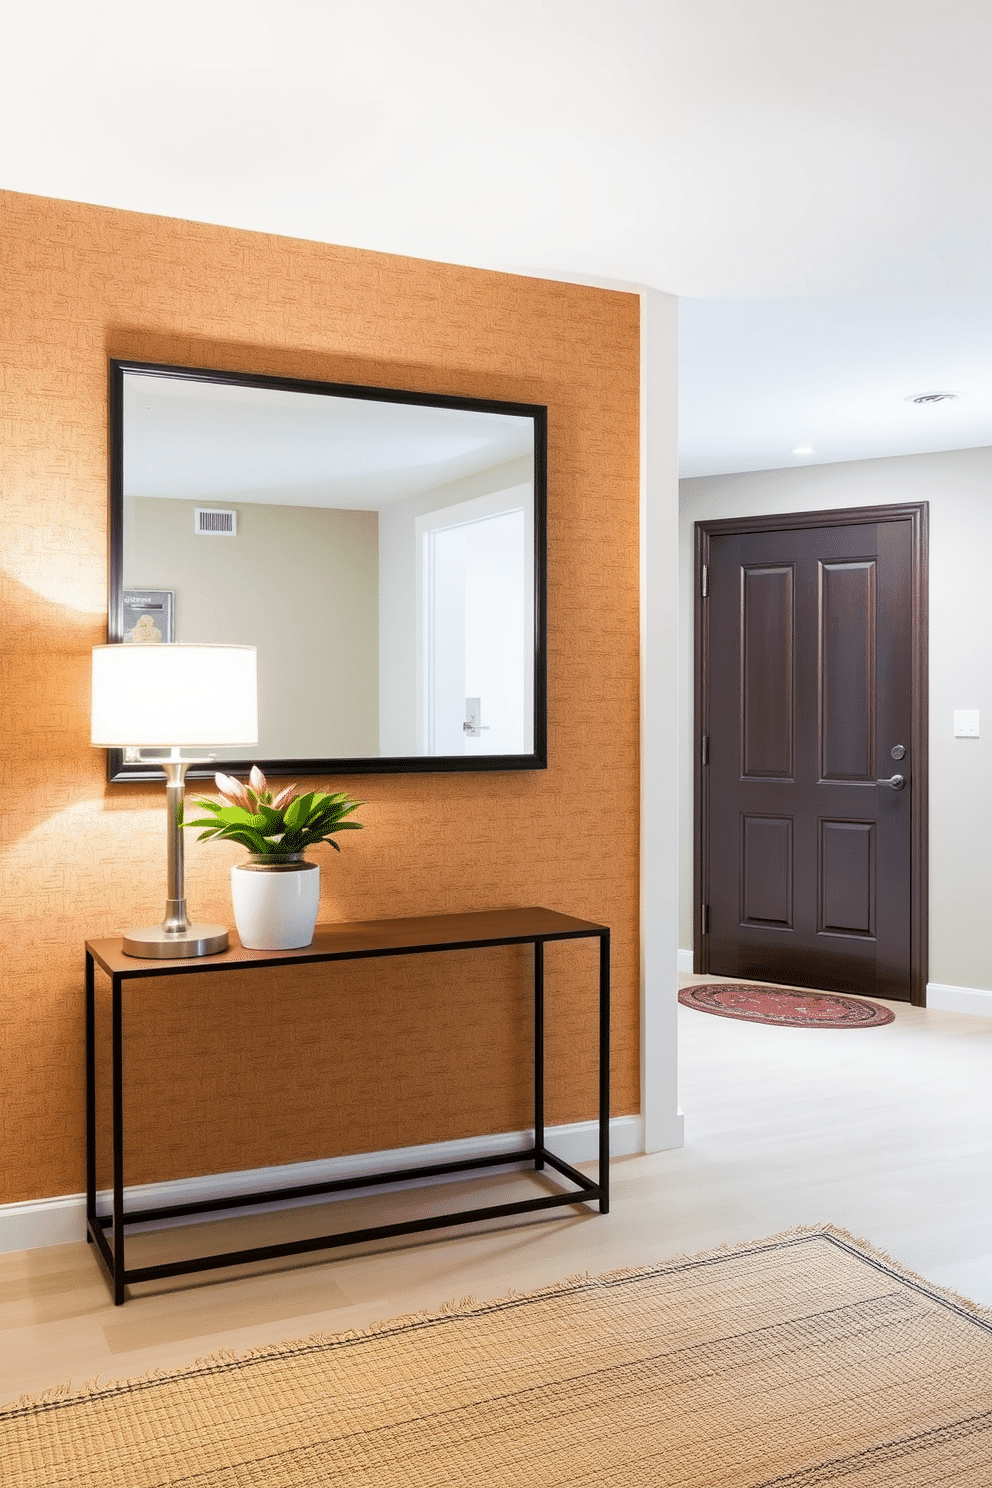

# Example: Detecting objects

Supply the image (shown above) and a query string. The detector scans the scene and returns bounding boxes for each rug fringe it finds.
[6,1222,990,1417]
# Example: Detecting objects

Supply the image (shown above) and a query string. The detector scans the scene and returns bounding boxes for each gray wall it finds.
[680,446,992,992]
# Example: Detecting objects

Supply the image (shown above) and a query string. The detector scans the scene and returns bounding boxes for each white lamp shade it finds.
[91,644,258,748]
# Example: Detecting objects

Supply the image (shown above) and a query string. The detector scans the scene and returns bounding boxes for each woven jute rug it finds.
[679,983,896,1028]
[4,1226,992,1486]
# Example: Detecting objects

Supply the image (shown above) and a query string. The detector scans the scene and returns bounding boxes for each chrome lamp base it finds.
[122,923,229,959]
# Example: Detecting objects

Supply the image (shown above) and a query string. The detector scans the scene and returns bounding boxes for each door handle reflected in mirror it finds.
[877,774,906,790]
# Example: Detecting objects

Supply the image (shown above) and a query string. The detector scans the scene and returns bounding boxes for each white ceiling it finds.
[123,371,533,508]
[4,0,992,476]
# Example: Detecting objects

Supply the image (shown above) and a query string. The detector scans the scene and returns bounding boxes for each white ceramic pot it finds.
[230,856,320,950]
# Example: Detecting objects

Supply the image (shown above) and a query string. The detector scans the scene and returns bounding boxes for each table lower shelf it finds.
[87,1142,607,1297]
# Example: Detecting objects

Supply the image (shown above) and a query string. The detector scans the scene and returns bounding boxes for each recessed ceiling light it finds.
[904,391,960,404]
[791,446,814,455]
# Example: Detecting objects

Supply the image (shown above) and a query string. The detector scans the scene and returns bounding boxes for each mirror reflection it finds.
[111,363,546,779]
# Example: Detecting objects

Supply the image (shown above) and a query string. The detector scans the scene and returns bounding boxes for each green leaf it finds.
[283,792,315,829]
[221,827,269,853]
[212,805,256,826]
[327,804,361,824]
[190,798,223,815]
[310,802,359,828]
[255,804,286,833]
[305,810,339,833]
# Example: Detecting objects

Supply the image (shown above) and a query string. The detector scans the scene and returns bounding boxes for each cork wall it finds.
[0,190,641,1202]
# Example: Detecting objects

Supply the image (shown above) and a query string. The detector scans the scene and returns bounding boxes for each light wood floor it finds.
[5,975,992,1407]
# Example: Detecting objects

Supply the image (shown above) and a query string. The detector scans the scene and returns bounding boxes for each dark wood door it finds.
[697,508,927,1002]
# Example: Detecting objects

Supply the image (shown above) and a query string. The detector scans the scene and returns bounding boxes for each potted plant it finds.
[185,766,363,949]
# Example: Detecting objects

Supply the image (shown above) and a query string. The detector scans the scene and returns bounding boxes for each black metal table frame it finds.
[85,917,610,1303]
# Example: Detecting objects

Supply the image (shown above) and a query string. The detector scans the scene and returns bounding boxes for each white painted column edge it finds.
[640,286,684,1152]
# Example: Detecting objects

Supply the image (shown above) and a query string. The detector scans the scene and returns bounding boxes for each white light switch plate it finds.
[954,709,980,738]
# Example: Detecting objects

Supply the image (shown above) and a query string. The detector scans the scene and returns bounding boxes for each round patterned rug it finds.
[679,983,895,1028]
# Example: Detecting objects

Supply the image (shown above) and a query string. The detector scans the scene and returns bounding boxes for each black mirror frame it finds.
[106,358,548,783]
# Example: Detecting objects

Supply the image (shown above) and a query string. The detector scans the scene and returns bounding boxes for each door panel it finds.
[743,565,794,778]
[819,561,875,781]
[704,517,916,1000]
[741,815,793,927]
[819,819,874,936]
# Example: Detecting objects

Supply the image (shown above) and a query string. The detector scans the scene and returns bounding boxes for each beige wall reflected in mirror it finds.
[124,496,380,760]
[114,365,546,776]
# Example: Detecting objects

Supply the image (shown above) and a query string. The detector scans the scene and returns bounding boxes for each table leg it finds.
[534,939,545,1168]
[85,952,96,1241]
[599,929,611,1213]
[112,975,126,1304]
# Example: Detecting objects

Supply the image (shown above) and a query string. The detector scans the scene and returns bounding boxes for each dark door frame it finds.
[694,502,929,1005]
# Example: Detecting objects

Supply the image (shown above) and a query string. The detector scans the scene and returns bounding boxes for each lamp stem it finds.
[119,748,229,958]
[162,750,190,934]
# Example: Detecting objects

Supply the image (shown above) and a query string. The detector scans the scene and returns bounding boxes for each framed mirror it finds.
[107,360,547,782]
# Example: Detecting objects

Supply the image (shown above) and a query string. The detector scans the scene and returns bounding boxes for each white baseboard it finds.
[926,982,992,1017]
[0,1194,88,1256]
[677,948,694,974]
[0,1115,644,1256]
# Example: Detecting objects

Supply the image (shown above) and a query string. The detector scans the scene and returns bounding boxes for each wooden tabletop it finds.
[86,905,608,979]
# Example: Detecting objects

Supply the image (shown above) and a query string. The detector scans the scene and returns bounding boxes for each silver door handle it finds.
[877,774,906,790]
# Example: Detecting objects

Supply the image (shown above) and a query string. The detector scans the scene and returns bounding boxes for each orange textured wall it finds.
[0,190,640,1202]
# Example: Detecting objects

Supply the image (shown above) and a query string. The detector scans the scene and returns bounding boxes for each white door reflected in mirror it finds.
[418,492,532,757]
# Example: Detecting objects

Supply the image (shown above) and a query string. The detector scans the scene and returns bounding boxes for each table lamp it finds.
[91,643,258,958]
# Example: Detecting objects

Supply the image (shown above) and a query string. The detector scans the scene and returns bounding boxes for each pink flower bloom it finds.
[214,772,253,809]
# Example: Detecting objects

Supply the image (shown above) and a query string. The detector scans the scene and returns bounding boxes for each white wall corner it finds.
[0,1116,645,1256]
[677,949,694,974]
[640,285,683,1153]
[926,982,992,1017]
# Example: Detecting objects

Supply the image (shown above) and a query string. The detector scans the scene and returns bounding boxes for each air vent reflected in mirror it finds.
[195,507,238,536]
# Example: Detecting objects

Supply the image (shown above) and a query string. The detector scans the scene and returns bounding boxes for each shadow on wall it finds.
[107,328,552,424]
[1,569,111,837]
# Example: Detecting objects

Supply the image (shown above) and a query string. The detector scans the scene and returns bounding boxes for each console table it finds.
[85,906,610,1304]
